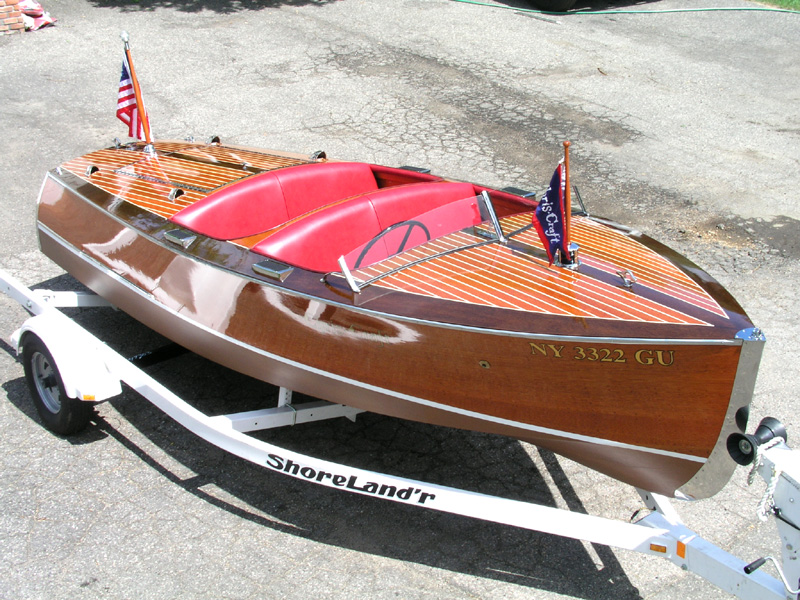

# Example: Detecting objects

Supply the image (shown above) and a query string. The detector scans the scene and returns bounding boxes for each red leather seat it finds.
[171,170,288,240]
[347,196,483,270]
[170,162,379,240]
[253,195,383,272]
[369,182,475,228]
[253,182,482,272]
[277,162,378,219]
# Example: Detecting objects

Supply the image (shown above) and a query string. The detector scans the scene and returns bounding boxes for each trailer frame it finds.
[2,268,798,599]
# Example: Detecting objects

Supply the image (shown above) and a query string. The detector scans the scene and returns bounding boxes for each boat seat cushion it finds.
[170,162,379,240]
[252,181,480,272]
[278,162,378,219]
[346,194,483,269]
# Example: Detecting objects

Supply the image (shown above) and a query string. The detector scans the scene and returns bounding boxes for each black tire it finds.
[529,0,577,11]
[22,334,93,435]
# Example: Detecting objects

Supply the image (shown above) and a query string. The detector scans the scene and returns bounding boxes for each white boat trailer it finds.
[2,268,799,599]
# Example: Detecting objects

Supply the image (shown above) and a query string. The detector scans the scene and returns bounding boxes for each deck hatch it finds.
[112,167,215,193]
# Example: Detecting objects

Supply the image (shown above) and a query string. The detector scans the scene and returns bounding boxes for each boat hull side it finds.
[35,174,756,498]
[36,224,704,496]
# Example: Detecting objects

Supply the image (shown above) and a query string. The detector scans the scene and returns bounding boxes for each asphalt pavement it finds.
[1,0,799,598]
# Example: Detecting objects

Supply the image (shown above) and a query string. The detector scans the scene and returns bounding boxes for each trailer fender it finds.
[12,313,123,402]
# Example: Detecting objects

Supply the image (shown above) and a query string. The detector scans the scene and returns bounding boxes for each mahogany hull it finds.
[35,142,764,499]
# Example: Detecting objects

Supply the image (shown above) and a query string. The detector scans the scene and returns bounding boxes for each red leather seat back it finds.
[171,172,289,240]
[344,192,483,269]
[170,162,379,240]
[276,162,379,219]
[253,182,484,272]
[368,182,476,228]
[253,195,382,272]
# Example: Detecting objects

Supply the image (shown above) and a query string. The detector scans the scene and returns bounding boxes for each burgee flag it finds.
[533,162,569,265]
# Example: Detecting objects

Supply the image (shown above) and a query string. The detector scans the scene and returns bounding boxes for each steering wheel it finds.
[353,220,431,269]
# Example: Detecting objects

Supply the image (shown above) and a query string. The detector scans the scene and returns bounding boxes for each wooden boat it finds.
[36,139,764,499]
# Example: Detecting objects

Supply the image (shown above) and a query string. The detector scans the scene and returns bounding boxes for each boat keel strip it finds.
[1,267,798,599]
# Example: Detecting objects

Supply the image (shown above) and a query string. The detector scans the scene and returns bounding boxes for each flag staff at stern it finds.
[533,141,580,268]
[117,31,153,147]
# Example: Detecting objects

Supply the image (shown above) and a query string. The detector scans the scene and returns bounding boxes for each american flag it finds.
[116,55,149,140]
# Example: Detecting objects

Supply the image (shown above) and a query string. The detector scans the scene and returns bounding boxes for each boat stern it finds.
[677,327,766,500]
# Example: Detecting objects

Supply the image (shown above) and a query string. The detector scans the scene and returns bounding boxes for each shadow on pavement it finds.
[472,0,662,13]
[85,0,337,14]
[82,0,671,16]
[3,285,644,599]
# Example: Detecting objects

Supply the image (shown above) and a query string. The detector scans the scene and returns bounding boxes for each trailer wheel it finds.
[22,334,93,435]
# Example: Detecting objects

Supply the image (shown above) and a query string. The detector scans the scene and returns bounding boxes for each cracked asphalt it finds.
[1,0,799,598]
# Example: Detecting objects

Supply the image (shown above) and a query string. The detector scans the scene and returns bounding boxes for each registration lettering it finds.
[530,343,675,366]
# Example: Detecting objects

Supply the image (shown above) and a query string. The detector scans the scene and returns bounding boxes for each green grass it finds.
[761,0,800,9]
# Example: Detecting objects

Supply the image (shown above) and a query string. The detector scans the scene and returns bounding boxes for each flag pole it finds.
[120,31,153,146]
[562,140,572,259]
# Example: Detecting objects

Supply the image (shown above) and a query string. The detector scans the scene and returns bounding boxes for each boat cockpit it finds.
[170,161,535,272]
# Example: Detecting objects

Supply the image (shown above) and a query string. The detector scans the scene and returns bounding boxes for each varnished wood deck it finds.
[60,142,307,219]
[353,214,725,325]
[58,141,726,326]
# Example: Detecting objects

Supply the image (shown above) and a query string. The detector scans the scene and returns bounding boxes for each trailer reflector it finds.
[677,541,686,559]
